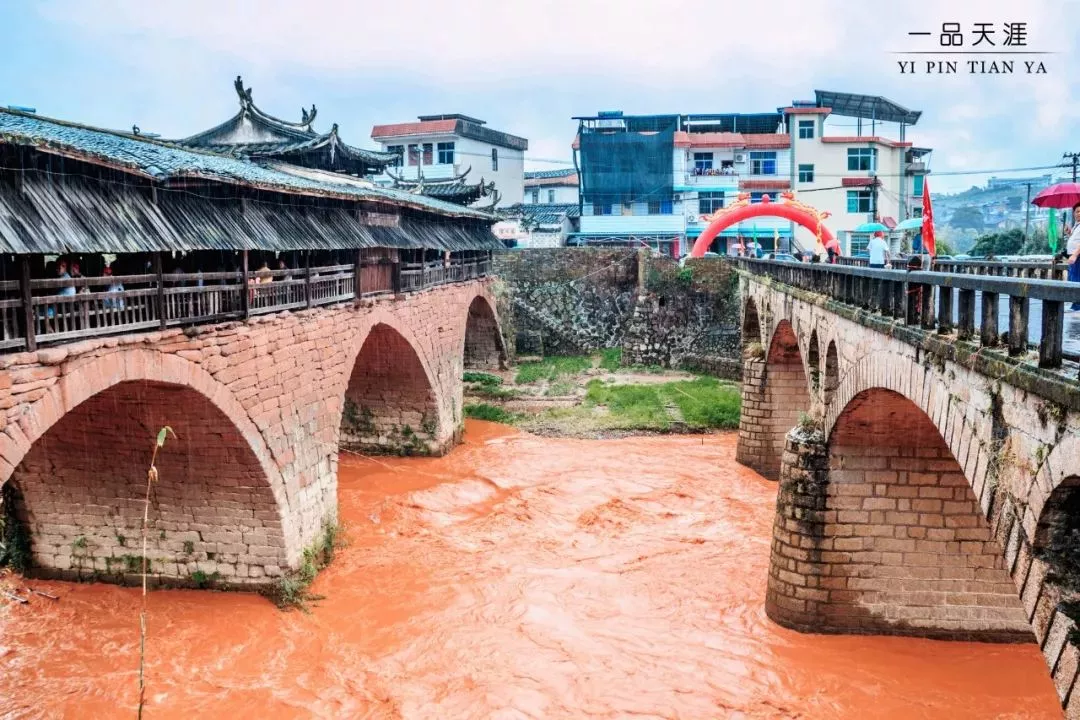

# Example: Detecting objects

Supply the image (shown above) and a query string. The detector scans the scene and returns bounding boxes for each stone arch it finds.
[822,340,839,407]
[463,293,506,370]
[340,321,446,456]
[806,329,821,397]
[768,387,1030,641]
[2,350,292,586]
[758,319,811,480]
[742,295,762,350]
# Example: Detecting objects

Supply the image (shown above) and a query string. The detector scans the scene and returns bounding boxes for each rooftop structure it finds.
[176,76,398,176]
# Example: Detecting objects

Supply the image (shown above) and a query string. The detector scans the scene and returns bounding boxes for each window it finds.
[912,207,923,218]
[423,143,433,165]
[749,191,772,204]
[407,144,420,166]
[798,164,814,183]
[437,141,455,164]
[647,200,673,215]
[749,151,777,175]
[847,147,877,171]
[530,189,540,204]
[846,189,874,213]
[798,120,815,139]
[699,191,724,215]
[693,152,714,172]
[491,148,498,171]
[548,189,556,204]
[913,174,924,196]
[386,145,404,166]
[598,203,612,215]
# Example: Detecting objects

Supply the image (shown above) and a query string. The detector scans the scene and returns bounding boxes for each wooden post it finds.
[1007,295,1029,357]
[354,250,363,299]
[1039,300,1064,369]
[920,284,936,329]
[392,252,402,295]
[305,250,313,309]
[240,250,250,319]
[937,286,953,334]
[153,252,166,329]
[904,282,920,325]
[957,289,976,340]
[980,291,999,346]
[19,256,36,352]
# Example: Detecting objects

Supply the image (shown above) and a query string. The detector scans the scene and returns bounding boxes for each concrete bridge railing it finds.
[736,258,1080,715]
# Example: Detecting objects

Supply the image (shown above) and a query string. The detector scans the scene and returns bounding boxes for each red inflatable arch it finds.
[690,194,836,257]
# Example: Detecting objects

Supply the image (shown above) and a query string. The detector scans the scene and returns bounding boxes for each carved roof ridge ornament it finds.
[234,75,317,130]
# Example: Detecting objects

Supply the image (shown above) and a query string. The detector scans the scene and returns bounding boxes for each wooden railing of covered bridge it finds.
[738,257,1080,377]
[2,250,493,353]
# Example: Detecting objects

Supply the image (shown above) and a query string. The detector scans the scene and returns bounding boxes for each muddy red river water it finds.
[0,421,1061,718]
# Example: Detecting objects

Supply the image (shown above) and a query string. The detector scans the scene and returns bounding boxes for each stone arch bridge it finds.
[0,281,504,589]
[737,258,1080,714]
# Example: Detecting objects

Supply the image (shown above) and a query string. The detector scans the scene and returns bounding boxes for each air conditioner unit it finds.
[686,214,699,223]
[734,153,746,163]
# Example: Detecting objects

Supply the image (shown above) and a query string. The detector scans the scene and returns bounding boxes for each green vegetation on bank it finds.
[464,403,518,424]
[598,347,622,372]
[463,371,502,387]
[585,376,740,430]
[515,355,593,384]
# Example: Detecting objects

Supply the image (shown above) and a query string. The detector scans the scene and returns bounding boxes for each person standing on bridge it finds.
[867,231,890,269]
[1067,203,1080,312]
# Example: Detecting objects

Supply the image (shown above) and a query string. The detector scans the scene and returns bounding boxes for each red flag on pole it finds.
[921,177,936,256]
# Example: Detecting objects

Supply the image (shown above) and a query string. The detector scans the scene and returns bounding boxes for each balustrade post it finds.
[1007,295,1029,357]
[240,250,250,319]
[19,256,36,352]
[957,289,975,340]
[891,280,905,319]
[1039,300,1064,369]
[153,252,166,329]
[392,255,402,295]
[305,251,313,309]
[904,281,920,325]
[980,291,999,346]
[875,278,890,315]
[920,284,936,329]
[354,250,363,299]
[937,286,953,334]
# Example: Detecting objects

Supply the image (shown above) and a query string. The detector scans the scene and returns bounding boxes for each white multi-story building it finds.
[496,169,580,248]
[572,92,930,257]
[370,114,526,208]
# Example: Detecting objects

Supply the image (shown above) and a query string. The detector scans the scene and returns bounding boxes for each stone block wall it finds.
[12,382,285,586]
[493,249,741,374]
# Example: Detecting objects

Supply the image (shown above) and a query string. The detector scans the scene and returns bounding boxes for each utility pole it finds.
[1024,182,1031,242]
[1065,151,1080,182]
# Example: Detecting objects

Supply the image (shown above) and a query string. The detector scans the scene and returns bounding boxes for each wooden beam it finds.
[19,256,36,352]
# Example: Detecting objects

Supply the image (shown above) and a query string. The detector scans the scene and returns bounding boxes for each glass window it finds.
[798,120,815,139]
[386,145,404,166]
[437,141,455,164]
[699,191,725,215]
[847,147,877,171]
[693,152,714,172]
[913,174,924,196]
[660,200,672,214]
[491,148,498,171]
[530,189,539,204]
[750,191,773,203]
[648,200,661,215]
[913,207,923,218]
[749,151,777,176]
[798,164,814,183]
[421,143,433,165]
[846,189,874,213]
[407,144,420,166]
[548,189,556,203]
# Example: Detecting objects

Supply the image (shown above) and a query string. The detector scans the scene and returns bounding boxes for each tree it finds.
[970,228,1025,256]
[950,205,986,232]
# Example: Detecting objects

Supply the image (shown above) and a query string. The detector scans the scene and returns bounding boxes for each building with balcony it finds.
[781,90,931,254]
[571,92,931,257]
[371,114,527,209]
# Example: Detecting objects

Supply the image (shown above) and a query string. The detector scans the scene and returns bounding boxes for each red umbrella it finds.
[1032,182,1080,209]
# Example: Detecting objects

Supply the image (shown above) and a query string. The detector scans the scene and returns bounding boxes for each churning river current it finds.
[0,421,1061,718]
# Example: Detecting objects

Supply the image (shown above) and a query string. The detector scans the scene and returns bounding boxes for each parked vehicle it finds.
[763,252,798,263]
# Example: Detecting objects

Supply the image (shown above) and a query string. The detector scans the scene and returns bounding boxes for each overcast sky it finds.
[3,0,1078,193]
